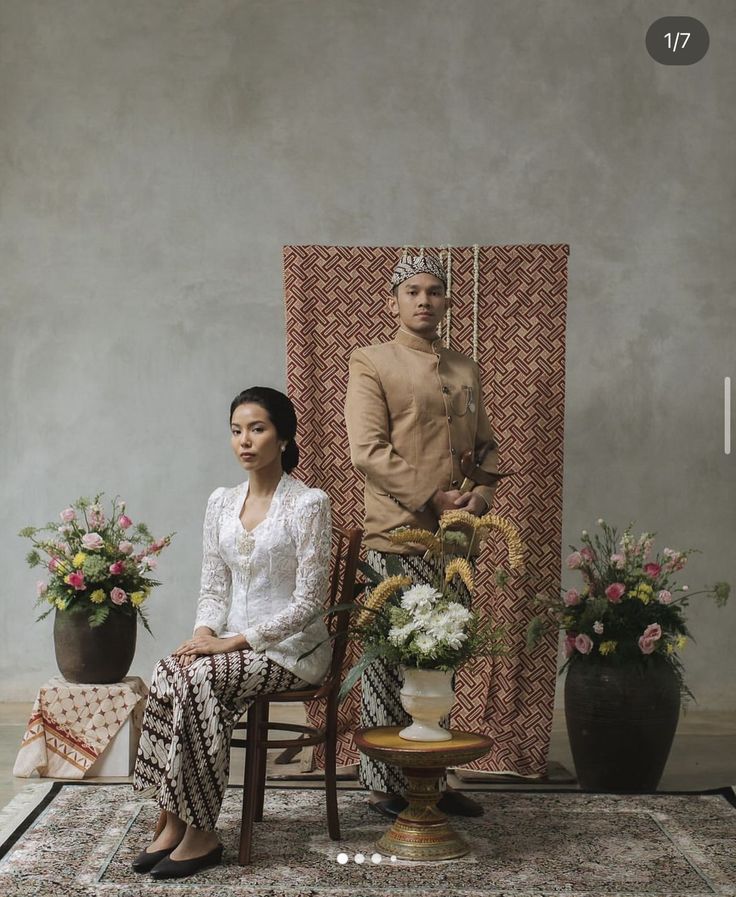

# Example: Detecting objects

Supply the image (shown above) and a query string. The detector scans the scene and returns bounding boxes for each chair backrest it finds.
[323,526,362,686]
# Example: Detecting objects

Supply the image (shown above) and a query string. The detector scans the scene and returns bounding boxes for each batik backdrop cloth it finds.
[284,244,567,777]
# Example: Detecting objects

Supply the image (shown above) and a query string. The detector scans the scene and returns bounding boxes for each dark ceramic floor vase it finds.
[564,659,680,792]
[53,609,137,684]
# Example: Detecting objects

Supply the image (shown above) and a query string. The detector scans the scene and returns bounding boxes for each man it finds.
[345,254,499,818]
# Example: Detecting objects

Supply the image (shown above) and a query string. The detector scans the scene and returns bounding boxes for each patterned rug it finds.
[1,784,736,896]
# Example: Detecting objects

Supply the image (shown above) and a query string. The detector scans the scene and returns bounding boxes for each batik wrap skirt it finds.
[132,650,308,830]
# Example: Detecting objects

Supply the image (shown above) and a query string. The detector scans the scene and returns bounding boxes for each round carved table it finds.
[354,726,493,861]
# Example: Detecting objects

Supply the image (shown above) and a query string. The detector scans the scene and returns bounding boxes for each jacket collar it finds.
[394,327,443,355]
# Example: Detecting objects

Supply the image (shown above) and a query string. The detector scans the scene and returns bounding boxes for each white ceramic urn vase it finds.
[398,666,454,741]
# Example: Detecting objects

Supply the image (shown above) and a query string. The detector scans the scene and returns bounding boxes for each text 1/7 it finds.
[664,32,690,52]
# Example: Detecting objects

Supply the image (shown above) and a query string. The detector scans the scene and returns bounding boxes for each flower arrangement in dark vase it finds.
[21,494,173,632]
[528,519,730,694]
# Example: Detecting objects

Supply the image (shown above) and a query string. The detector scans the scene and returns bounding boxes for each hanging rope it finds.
[445,245,453,348]
[472,244,480,361]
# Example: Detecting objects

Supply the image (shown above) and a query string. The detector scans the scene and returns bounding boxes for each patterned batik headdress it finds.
[390,254,447,290]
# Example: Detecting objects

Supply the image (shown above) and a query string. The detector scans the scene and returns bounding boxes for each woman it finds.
[132,387,332,879]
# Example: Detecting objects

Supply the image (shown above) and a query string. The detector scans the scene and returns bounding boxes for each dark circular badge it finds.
[646,17,709,65]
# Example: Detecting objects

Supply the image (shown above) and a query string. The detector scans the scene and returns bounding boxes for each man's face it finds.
[388,273,448,338]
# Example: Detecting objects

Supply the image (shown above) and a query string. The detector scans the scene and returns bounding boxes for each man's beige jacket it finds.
[345,328,498,552]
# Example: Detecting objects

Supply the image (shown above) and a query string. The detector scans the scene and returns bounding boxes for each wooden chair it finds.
[235,526,362,865]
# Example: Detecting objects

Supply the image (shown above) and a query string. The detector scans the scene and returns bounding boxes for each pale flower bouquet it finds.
[20,494,173,631]
[337,509,524,698]
[528,519,729,692]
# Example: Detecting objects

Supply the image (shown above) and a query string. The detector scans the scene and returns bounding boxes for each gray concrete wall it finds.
[1,0,734,706]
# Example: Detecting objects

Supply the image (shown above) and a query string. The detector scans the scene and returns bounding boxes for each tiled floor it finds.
[2,702,734,813]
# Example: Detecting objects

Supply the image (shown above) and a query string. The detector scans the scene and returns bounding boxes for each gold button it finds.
[441,386,450,394]
[451,480,459,487]
[447,416,452,422]
[450,448,456,455]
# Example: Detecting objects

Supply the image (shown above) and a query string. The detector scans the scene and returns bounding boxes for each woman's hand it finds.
[173,632,250,668]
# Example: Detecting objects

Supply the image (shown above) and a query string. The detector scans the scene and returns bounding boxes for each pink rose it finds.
[638,635,657,655]
[48,556,62,572]
[36,581,48,597]
[605,583,626,603]
[81,532,104,550]
[148,539,166,554]
[60,508,76,523]
[574,633,593,655]
[118,540,134,555]
[110,587,128,605]
[109,561,124,575]
[644,563,661,579]
[658,590,672,604]
[566,551,583,570]
[66,571,86,591]
[580,547,596,563]
[610,553,625,569]
[563,588,581,606]
[642,623,662,641]
[139,555,157,571]
[563,634,577,657]
[118,515,133,530]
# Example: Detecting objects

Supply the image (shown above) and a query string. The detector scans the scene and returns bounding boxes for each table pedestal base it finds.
[375,768,469,861]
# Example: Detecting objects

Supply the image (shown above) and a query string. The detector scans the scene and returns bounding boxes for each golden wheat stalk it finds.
[444,557,475,593]
[439,509,482,530]
[477,513,525,568]
[388,528,442,556]
[355,575,412,627]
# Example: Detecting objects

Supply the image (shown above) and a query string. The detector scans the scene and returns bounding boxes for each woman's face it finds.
[230,402,283,474]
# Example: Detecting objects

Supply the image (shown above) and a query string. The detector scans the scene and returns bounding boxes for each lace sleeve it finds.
[243,491,332,651]
[193,487,232,635]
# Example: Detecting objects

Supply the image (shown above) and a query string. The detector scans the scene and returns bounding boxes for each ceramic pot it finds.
[564,658,680,791]
[398,666,454,741]
[53,609,137,684]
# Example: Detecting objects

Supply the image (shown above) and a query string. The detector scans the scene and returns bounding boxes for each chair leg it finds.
[324,702,340,840]
[254,701,269,822]
[238,705,260,865]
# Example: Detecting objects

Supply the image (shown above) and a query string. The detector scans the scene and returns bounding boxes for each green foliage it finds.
[89,605,110,628]
[25,549,41,567]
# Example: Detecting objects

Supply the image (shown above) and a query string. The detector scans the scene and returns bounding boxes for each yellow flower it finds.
[477,513,525,569]
[90,589,106,605]
[130,591,146,606]
[628,583,653,604]
[388,528,442,556]
[356,575,412,628]
[445,558,475,594]
[562,614,575,629]
[599,640,617,656]
[675,635,687,650]
[666,643,675,654]
[54,597,67,610]
[73,552,87,568]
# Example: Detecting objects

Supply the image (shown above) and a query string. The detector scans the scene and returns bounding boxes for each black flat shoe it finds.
[368,795,408,820]
[131,846,174,873]
[437,790,484,817]
[150,843,223,879]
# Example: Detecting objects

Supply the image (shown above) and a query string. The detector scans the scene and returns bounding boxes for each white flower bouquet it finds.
[337,510,524,698]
